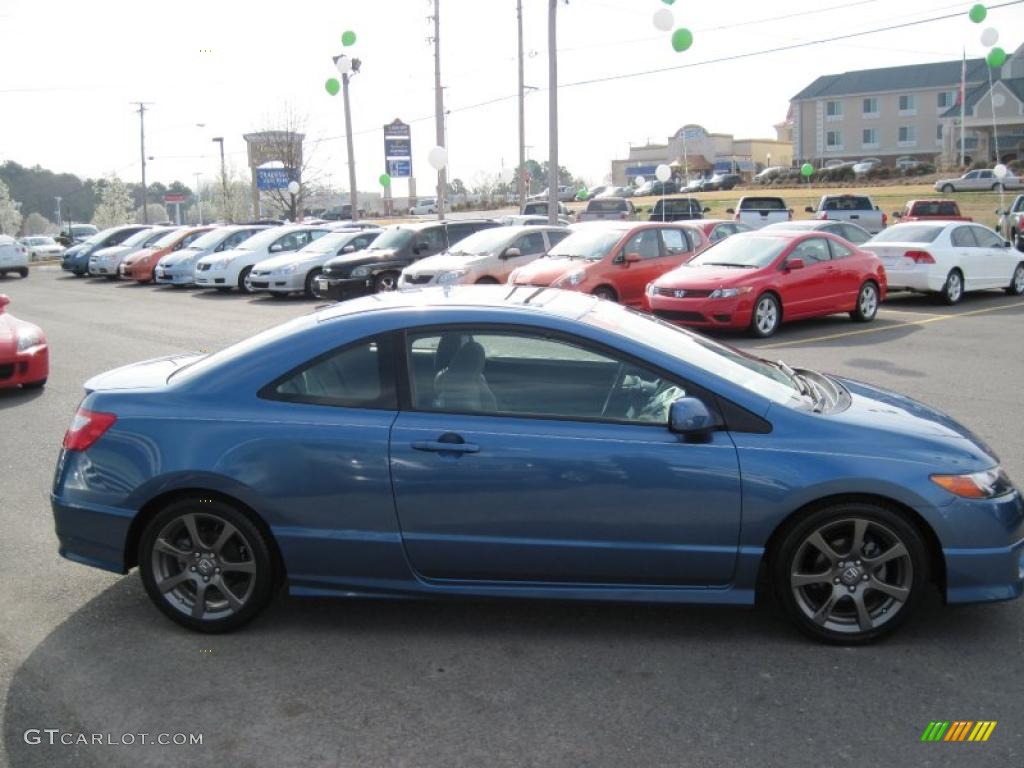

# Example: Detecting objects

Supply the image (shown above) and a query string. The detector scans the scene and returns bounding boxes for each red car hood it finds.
[654,264,764,289]
[124,246,164,266]
[512,257,589,285]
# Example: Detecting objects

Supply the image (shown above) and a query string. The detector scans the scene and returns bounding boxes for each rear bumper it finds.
[51,494,131,574]
[0,345,49,388]
[881,265,945,293]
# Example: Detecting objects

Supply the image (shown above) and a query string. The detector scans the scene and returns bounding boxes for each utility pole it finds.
[432,0,447,221]
[193,172,203,224]
[517,0,526,211]
[342,68,359,223]
[132,102,152,223]
[211,137,228,220]
[547,1,560,224]
[54,196,62,232]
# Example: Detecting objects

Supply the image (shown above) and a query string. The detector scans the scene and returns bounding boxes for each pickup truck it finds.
[893,199,971,222]
[996,195,1024,248]
[934,168,1024,193]
[521,200,573,218]
[577,197,636,221]
[649,196,709,222]
[804,194,887,234]
[725,196,793,229]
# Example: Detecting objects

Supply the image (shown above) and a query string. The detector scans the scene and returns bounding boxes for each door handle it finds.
[412,440,480,454]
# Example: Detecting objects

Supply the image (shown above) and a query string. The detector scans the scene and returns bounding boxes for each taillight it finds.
[63,408,117,451]
[904,250,934,264]
[882,212,888,227]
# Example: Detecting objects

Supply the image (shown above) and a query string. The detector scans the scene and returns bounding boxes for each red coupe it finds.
[0,294,48,389]
[644,231,887,337]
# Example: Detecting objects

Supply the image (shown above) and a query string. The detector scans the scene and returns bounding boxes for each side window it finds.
[790,237,831,263]
[407,330,687,425]
[840,225,869,244]
[263,337,396,409]
[351,235,375,250]
[515,232,547,255]
[417,227,447,253]
[972,227,1004,248]
[546,230,570,248]
[659,228,690,257]
[444,223,476,245]
[710,225,731,243]
[309,230,329,242]
[270,233,300,253]
[951,227,979,247]
[622,229,662,260]
[180,231,205,248]
[828,239,854,259]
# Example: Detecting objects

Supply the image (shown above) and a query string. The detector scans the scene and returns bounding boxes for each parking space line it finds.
[755,300,1024,350]
[876,308,946,317]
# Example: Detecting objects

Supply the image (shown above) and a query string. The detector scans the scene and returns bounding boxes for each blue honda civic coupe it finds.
[51,287,1023,643]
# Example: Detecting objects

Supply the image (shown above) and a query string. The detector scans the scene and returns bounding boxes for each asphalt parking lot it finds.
[1,268,1022,768]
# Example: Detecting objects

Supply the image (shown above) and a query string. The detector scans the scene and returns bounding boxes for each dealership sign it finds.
[383,119,412,178]
[255,168,295,190]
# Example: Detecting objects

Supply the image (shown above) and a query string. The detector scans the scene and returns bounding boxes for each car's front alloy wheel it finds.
[139,499,275,632]
[749,293,781,337]
[773,503,928,644]
[1006,262,1024,296]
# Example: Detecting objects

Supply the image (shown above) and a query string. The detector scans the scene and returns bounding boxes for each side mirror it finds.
[624,252,642,264]
[804,206,815,213]
[725,208,735,214]
[892,211,902,219]
[1003,240,1012,248]
[702,207,710,213]
[786,257,806,271]
[342,244,356,254]
[668,397,717,440]
[502,247,522,260]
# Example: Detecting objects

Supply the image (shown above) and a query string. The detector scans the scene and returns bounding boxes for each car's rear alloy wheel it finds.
[374,271,399,292]
[139,499,275,632]
[1006,263,1024,295]
[749,293,781,337]
[941,269,963,305]
[850,281,879,322]
[773,504,927,644]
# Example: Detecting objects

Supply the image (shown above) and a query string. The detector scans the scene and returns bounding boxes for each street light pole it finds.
[547,0,560,225]
[132,102,152,223]
[211,137,228,221]
[432,0,447,221]
[193,172,203,225]
[54,196,62,232]
[342,69,359,224]
[517,0,526,211]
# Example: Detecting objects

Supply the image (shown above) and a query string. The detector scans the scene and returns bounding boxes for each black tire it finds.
[139,498,276,633]
[771,501,929,644]
[940,268,964,305]
[374,271,399,293]
[1007,262,1024,296]
[475,276,499,285]
[18,267,29,278]
[941,184,954,193]
[22,378,46,389]
[849,280,880,322]
[592,285,618,302]
[304,268,322,298]
[237,265,253,293]
[748,292,782,338]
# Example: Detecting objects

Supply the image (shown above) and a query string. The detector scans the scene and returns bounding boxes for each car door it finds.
[824,237,862,307]
[779,237,833,317]
[389,328,742,585]
[970,225,1016,287]
[949,225,979,288]
[613,228,674,306]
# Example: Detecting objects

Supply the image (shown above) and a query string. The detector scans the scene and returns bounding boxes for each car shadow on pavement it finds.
[3,573,1012,767]
[0,387,45,409]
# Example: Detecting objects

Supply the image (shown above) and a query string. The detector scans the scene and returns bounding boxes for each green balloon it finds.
[671,28,693,53]
[661,0,675,4]
[987,46,1007,68]
[379,173,392,188]
[342,30,357,47]
[968,4,987,23]
[801,163,815,177]
[325,77,340,96]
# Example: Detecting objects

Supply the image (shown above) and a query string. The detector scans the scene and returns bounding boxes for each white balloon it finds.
[287,181,300,195]
[634,175,646,187]
[428,146,448,171]
[655,164,672,182]
[994,163,1009,178]
[981,27,999,47]
[653,8,674,32]
[499,167,515,184]
[992,92,1006,107]
[335,56,352,75]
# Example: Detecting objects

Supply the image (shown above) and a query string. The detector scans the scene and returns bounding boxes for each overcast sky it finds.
[1,0,1020,195]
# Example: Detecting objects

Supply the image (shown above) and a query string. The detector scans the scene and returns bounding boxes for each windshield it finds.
[154,230,185,247]
[83,230,113,245]
[546,229,623,260]
[369,228,414,250]
[690,235,789,268]
[121,228,159,247]
[582,303,802,406]
[447,228,513,255]
[869,225,944,244]
[300,232,364,253]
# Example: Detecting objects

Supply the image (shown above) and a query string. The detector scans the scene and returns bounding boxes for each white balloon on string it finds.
[994,163,1009,178]
[981,27,999,47]
[655,164,672,182]
[653,8,674,32]
[428,146,448,171]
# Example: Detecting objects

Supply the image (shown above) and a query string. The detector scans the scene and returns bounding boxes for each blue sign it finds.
[387,159,411,178]
[383,119,411,178]
[626,165,658,178]
[256,167,294,190]
[384,138,411,158]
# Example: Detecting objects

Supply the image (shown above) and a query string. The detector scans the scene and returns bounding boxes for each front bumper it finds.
[646,293,752,329]
[154,265,196,286]
[315,275,375,301]
[62,258,89,274]
[88,258,119,276]
[247,271,305,293]
[194,269,231,288]
[0,344,49,388]
[120,261,154,281]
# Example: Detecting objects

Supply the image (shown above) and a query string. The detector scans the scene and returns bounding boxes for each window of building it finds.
[862,97,879,117]
[937,90,956,109]
[936,124,944,143]
[826,130,843,150]
[898,94,916,114]
[862,128,879,148]
[898,126,917,146]
[826,101,842,119]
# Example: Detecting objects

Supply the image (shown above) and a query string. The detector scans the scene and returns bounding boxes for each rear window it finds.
[910,201,960,217]
[587,199,627,212]
[870,225,945,243]
[822,196,872,211]
[740,198,786,211]
[655,199,699,214]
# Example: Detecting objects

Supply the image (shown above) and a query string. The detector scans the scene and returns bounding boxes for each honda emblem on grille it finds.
[673,289,687,298]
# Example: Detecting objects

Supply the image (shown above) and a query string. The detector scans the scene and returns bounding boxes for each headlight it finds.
[351,265,372,278]
[554,269,586,287]
[646,283,658,296]
[437,269,469,285]
[208,257,232,270]
[709,286,753,299]
[931,467,1014,499]
[277,264,299,275]
[17,330,43,351]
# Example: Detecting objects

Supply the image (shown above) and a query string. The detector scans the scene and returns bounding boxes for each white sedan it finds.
[862,222,1024,304]
[19,236,65,261]
[247,228,381,298]
[193,225,332,293]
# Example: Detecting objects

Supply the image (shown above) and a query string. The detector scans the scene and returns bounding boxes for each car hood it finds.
[325,248,398,269]
[512,256,591,284]
[655,264,765,288]
[84,352,206,393]
[407,253,487,274]
[253,252,320,271]
[196,247,253,266]
[159,248,205,267]
[93,245,131,259]
[124,246,160,265]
